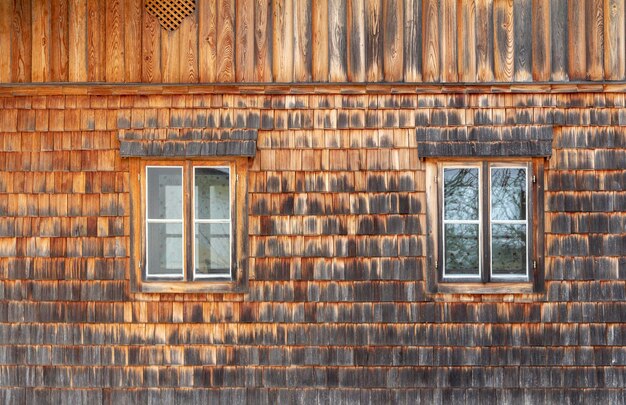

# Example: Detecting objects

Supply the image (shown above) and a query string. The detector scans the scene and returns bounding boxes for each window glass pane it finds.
[491,167,526,221]
[147,167,183,219]
[195,167,230,220]
[444,223,480,276]
[492,224,527,276]
[195,223,231,276]
[444,168,479,220]
[147,223,183,276]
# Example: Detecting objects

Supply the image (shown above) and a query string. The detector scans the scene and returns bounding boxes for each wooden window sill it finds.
[137,280,247,294]
[435,282,535,295]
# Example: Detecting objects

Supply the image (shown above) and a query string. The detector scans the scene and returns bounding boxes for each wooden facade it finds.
[0,1,625,403]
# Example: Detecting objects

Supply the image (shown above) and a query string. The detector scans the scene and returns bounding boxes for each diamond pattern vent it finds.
[145,0,195,31]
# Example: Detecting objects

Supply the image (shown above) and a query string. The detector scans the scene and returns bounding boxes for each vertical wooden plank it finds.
[457,0,476,82]
[87,0,105,81]
[50,0,69,81]
[312,0,329,81]
[124,0,142,82]
[254,0,272,81]
[105,0,125,82]
[293,0,312,82]
[365,0,383,81]
[476,0,494,81]
[422,0,440,81]
[347,0,366,82]
[236,0,254,81]
[586,0,604,80]
[513,0,532,81]
[567,0,586,79]
[68,0,87,82]
[383,0,403,81]
[217,0,236,82]
[440,0,457,82]
[179,6,198,82]
[328,0,347,81]
[32,0,51,82]
[532,0,550,81]
[604,0,625,79]
[0,1,13,82]
[161,24,181,83]
[404,0,422,82]
[493,0,514,81]
[272,0,294,82]
[550,0,568,80]
[142,9,162,82]
[198,0,217,82]
[11,0,32,82]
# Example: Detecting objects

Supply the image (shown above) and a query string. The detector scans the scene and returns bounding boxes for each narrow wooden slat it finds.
[124,0,142,82]
[141,9,162,82]
[0,1,13,83]
[272,0,294,82]
[550,0,568,81]
[179,6,198,82]
[513,0,532,81]
[567,0,586,79]
[161,24,181,83]
[11,0,32,82]
[585,0,604,80]
[254,0,272,81]
[365,0,383,82]
[32,0,51,82]
[531,0,550,81]
[50,0,69,81]
[198,0,217,82]
[87,0,105,82]
[293,0,312,82]
[440,0,457,82]
[236,0,254,82]
[422,0,440,81]
[457,0,476,82]
[604,0,625,79]
[403,0,422,82]
[217,0,236,82]
[312,0,329,81]
[68,0,87,82]
[347,0,366,82]
[328,0,347,81]
[493,0,514,81]
[476,0,494,81]
[383,0,403,81]
[105,0,125,82]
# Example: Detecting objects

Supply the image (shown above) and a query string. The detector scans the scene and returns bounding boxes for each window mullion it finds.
[482,162,490,283]
[185,162,193,282]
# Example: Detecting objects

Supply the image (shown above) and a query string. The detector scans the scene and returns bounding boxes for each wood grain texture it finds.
[50,0,69,81]
[0,1,14,83]
[293,0,312,82]
[32,0,51,82]
[347,0,366,82]
[236,0,254,82]
[457,0,476,82]
[365,0,383,82]
[254,0,273,81]
[11,0,32,82]
[68,0,87,82]
[312,0,329,81]
[440,0,457,82]
[604,0,625,80]
[217,0,236,82]
[476,0,494,81]
[568,0,586,80]
[493,0,514,81]
[141,10,161,83]
[328,0,347,81]
[105,0,125,82]
[124,0,142,82]
[550,0,568,81]
[422,0,440,82]
[513,0,532,81]
[87,0,105,82]
[161,22,181,83]
[403,0,422,82]
[198,0,217,82]
[383,0,404,81]
[272,0,293,82]
[179,6,199,82]
[531,0,550,81]
[585,0,604,80]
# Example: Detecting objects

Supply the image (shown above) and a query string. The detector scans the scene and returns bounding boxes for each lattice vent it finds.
[145,0,196,31]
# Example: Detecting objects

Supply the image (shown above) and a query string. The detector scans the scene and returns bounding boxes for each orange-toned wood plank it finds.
[567,0,586,79]
[87,0,106,81]
[0,1,13,83]
[312,0,329,81]
[11,0,32,82]
[440,0,457,82]
[68,0,87,82]
[105,0,125,82]
[124,0,142,82]
[328,0,347,81]
[32,0,51,82]
[550,0,567,81]
[254,0,272,81]
[141,10,162,82]
[236,0,254,81]
[50,0,69,81]
[403,0,422,82]
[198,0,217,82]
[531,0,550,81]
[604,0,625,80]
[457,0,476,82]
[493,0,514,81]
[383,0,403,81]
[365,0,383,82]
[476,0,494,81]
[585,0,604,80]
[347,0,365,82]
[161,24,181,83]
[179,6,198,82]
[217,0,235,82]
[272,0,294,82]
[422,0,440,82]
[293,0,312,82]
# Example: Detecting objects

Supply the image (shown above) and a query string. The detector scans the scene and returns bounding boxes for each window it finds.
[425,159,545,294]
[130,159,249,293]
